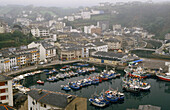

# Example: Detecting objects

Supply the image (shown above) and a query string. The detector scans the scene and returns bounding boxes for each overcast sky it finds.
[0,0,169,7]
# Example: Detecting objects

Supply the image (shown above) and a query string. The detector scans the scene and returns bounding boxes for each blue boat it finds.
[69,83,81,90]
[89,95,109,107]
[105,93,119,103]
[45,72,52,75]
[61,85,71,91]
[91,79,99,85]
[43,69,49,72]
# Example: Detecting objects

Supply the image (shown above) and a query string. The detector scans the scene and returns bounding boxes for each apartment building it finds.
[0,75,13,106]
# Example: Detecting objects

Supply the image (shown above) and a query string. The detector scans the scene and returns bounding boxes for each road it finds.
[4,60,81,76]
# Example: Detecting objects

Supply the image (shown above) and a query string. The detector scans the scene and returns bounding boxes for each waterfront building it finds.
[0,75,13,106]
[85,42,108,52]
[27,89,87,110]
[0,57,10,73]
[89,51,139,65]
[28,41,56,62]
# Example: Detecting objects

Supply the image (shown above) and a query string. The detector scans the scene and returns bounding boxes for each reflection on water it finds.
[19,64,170,110]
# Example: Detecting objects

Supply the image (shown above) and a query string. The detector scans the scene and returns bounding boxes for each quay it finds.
[4,60,81,76]
[3,58,170,77]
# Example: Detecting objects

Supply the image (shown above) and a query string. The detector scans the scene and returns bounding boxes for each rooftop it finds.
[27,89,76,109]
[0,74,12,82]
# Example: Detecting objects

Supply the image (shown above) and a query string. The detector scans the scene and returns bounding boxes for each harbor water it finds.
[20,63,170,110]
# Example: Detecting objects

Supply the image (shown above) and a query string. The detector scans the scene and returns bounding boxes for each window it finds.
[32,101,35,105]
[0,89,6,93]
[44,104,46,108]
[1,96,6,100]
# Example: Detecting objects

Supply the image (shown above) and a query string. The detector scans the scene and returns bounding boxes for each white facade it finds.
[85,43,108,52]
[84,25,99,34]
[0,58,11,73]
[67,16,75,21]
[28,42,56,62]
[113,24,122,30]
[0,79,13,106]
[31,27,50,37]
[31,28,40,37]
[28,95,61,110]
[81,12,91,19]
[9,57,17,69]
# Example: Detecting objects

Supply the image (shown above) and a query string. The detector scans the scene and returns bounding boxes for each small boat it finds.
[69,82,81,90]
[43,69,49,72]
[89,95,109,107]
[156,73,170,81]
[105,90,124,100]
[47,77,55,82]
[105,93,119,103]
[37,80,44,84]
[122,83,140,93]
[61,85,71,91]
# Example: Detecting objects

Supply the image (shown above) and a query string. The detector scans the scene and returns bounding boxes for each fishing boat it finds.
[105,93,119,103]
[61,85,71,91]
[138,82,151,91]
[89,95,109,107]
[37,80,44,84]
[156,73,170,81]
[43,69,49,72]
[122,83,140,93]
[105,89,125,100]
[91,78,99,85]
[68,82,81,90]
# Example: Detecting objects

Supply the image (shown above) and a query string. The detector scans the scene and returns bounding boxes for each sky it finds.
[0,0,170,7]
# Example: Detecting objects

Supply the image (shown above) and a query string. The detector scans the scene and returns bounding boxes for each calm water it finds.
[21,64,170,110]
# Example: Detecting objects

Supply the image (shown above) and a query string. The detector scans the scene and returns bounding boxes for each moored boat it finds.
[156,73,170,81]
[37,80,44,84]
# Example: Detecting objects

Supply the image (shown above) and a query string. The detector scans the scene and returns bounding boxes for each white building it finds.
[31,27,50,37]
[15,18,30,26]
[81,11,91,19]
[31,27,40,37]
[0,75,13,106]
[0,58,10,73]
[84,25,100,34]
[85,42,108,52]
[67,16,75,21]
[113,24,122,30]
[28,41,56,62]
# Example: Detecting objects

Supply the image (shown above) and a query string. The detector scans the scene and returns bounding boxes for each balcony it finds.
[0,85,8,89]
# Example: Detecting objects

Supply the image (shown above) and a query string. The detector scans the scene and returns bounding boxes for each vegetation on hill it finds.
[0,31,36,49]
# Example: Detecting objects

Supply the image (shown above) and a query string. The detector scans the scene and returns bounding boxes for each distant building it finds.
[31,26,50,37]
[84,25,101,34]
[81,11,91,19]
[67,16,75,21]
[27,89,87,110]
[165,33,170,40]
[85,42,108,52]
[113,24,121,30]
[104,37,121,50]
[0,74,13,106]
[97,21,110,32]
[0,21,9,33]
